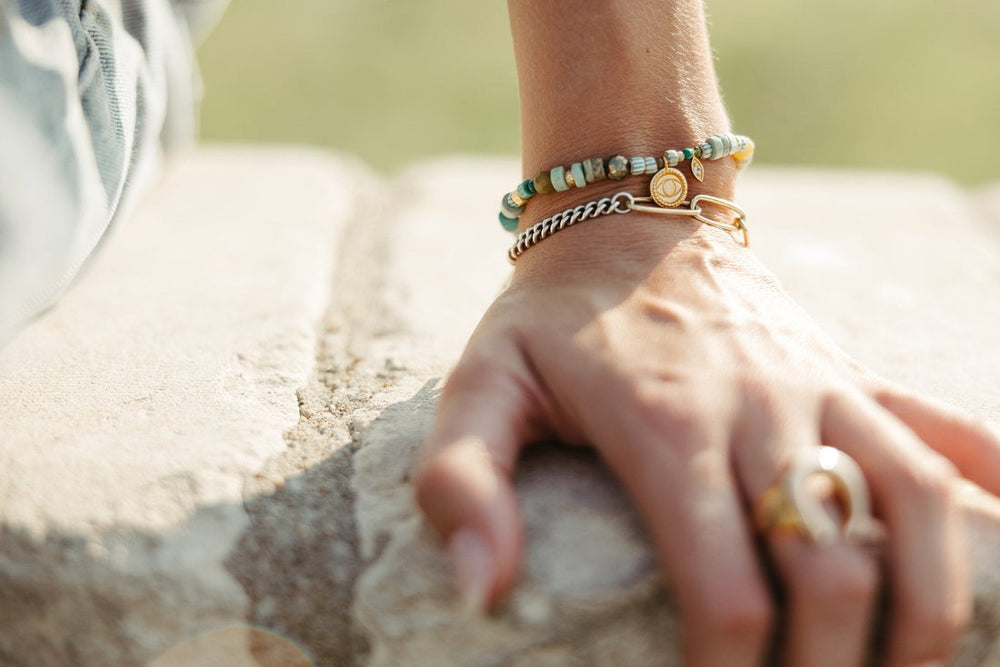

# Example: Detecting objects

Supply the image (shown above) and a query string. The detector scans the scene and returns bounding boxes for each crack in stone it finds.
[224,171,410,666]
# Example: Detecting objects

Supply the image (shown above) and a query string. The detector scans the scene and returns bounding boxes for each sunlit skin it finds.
[415,2,1000,665]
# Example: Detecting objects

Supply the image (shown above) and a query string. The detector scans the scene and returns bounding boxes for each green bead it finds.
[498,212,519,232]
[534,170,554,194]
[682,148,694,160]
[551,165,570,191]
[607,155,629,180]
[516,179,536,199]
[570,162,587,188]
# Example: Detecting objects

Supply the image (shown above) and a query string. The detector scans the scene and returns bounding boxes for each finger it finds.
[593,401,773,667]
[772,537,878,667]
[733,425,879,667]
[872,386,1000,497]
[823,391,969,665]
[415,359,537,612]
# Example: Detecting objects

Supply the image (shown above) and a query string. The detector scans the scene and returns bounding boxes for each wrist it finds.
[510,1,733,192]
[505,0,748,280]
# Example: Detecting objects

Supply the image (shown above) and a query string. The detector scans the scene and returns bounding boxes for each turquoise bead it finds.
[682,148,694,160]
[570,162,586,188]
[550,165,570,191]
[699,142,713,159]
[630,157,645,175]
[708,136,724,160]
[665,150,680,167]
[501,194,524,218]
[644,157,657,174]
[498,212,519,232]
[516,179,535,200]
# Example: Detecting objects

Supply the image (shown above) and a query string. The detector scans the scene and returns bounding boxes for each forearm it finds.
[508,0,738,225]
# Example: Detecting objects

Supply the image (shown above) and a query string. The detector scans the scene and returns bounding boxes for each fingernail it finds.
[448,527,493,615]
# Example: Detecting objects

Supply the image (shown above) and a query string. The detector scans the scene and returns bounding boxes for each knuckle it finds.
[897,600,968,652]
[966,414,1000,444]
[890,454,958,504]
[739,377,783,419]
[412,455,451,510]
[793,556,878,613]
[444,356,494,394]
[835,565,879,607]
[690,580,774,641]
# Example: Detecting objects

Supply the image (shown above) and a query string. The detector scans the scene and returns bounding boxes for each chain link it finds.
[507,191,749,264]
[507,193,632,263]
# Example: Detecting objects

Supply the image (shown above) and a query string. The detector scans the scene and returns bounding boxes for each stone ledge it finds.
[0,147,380,665]
[0,149,998,666]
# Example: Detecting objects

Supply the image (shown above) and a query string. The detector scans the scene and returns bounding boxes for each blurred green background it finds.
[197,0,1000,183]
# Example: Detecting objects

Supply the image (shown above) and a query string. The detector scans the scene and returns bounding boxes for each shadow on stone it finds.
[223,380,442,667]
[224,440,369,667]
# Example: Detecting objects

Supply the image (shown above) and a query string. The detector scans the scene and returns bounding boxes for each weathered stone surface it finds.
[743,169,1000,417]
[0,147,378,665]
[0,151,998,666]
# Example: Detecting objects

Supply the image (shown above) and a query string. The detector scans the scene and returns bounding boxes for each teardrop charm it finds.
[690,155,705,182]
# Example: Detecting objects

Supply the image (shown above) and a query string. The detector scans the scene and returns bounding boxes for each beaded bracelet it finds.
[507,191,749,263]
[499,133,754,232]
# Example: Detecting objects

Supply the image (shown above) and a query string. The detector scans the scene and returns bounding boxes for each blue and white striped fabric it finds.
[0,0,226,344]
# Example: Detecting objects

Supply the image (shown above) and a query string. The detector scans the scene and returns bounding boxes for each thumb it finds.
[415,365,533,613]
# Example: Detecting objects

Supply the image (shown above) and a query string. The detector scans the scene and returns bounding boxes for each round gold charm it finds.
[649,168,688,208]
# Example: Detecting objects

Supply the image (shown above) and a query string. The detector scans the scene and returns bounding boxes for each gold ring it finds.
[753,446,883,547]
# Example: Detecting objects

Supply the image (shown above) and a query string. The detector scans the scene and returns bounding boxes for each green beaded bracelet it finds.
[498,133,754,231]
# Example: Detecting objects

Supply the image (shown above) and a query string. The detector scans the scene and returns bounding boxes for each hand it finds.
[415,215,1000,666]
